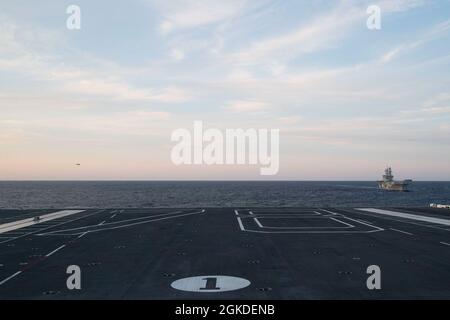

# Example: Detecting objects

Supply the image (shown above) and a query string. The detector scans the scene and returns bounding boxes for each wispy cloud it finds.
[0,18,193,105]
[228,4,364,66]
[379,18,450,63]
[224,100,269,113]
[147,0,256,34]
[401,92,450,115]
[380,47,402,63]
[378,0,428,13]
[64,79,190,103]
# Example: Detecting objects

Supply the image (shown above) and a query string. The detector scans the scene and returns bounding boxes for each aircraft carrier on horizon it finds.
[0,206,449,299]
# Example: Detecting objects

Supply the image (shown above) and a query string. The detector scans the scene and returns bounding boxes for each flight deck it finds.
[0,207,449,299]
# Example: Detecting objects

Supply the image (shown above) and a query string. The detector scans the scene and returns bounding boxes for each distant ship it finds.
[377,167,412,191]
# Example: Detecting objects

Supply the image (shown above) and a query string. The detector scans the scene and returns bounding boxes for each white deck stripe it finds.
[77,232,88,239]
[0,271,22,286]
[1,242,68,286]
[253,218,264,228]
[45,245,66,257]
[237,217,245,231]
[0,210,85,234]
[440,242,450,246]
[320,209,338,216]
[39,209,206,236]
[354,218,373,224]
[390,228,413,235]
[357,208,450,226]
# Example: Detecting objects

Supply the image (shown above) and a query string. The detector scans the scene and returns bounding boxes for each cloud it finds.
[283,114,450,148]
[148,0,251,34]
[423,92,450,108]
[277,116,302,125]
[380,47,402,63]
[379,19,450,64]
[64,79,190,103]
[0,110,173,141]
[224,100,269,112]
[0,119,26,145]
[228,4,364,65]
[401,92,450,116]
[0,18,192,104]
[76,110,172,135]
[216,64,368,107]
[418,106,450,114]
[378,0,428,13]
[226,0,431,66]
[170,48,185,61]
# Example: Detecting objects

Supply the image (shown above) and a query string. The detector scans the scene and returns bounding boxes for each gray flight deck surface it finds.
[0,207,449,299]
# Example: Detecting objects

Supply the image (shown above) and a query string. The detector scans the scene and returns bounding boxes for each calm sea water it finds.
[0,181,449,209]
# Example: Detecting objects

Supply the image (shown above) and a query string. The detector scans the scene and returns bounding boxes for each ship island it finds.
[378,167,412,191]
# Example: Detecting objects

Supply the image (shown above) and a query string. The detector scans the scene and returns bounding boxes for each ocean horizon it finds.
[1,181,449,209]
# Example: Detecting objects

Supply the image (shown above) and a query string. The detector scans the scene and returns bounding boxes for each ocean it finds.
[0,181,449,209]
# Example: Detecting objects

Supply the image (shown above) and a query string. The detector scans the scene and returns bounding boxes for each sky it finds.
[0,0,449,180]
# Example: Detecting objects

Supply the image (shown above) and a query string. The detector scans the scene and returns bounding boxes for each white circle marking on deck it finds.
[171,275,250,292]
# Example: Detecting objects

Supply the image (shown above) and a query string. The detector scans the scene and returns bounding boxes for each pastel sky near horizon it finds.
[1,0,450,180]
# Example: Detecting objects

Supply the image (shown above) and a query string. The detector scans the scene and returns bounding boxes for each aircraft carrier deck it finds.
[0,207,449,299]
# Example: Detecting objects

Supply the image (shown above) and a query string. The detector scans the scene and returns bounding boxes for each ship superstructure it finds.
[377,167,412,191]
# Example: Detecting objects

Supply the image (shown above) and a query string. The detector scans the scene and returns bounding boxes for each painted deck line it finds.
[0,271,22,286]
[77,232,89,239]
[38,209,206,236]
[357,208,450,226]
[237,217,245,231]
[389,228,414,235]
[0,210,85,234]
[45,245,66,257]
